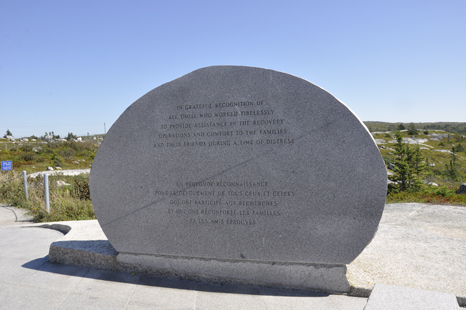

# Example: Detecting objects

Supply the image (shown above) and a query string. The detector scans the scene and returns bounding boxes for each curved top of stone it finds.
[90,66,387,265]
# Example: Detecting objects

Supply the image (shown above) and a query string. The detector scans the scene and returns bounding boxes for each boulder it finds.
[458,184,466,195]
[55,180,70,187]
[46,167,54,171]
[388,163,395,171]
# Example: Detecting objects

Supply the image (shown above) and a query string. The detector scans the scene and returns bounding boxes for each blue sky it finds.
[1,0,465,138]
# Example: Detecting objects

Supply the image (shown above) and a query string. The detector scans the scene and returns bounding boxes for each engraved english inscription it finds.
[156,100,294,148]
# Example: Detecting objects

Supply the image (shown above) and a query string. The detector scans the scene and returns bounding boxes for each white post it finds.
[44,174,50,213]
[22,171,28,200]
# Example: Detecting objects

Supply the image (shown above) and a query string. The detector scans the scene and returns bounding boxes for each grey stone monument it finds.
[90,66,387,293]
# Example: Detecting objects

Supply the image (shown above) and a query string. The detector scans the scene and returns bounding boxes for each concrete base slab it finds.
[117,252,350,293]
[364,283,459,310]
[47,220,118,271]
[47,220,350,293]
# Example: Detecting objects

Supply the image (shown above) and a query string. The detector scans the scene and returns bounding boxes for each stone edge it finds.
[117,252,350,294]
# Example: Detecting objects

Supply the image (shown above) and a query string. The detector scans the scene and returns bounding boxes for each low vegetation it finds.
[373,124,466,205]
[0,171,95,222]
[0,133,102,173]
[387,185,466,205]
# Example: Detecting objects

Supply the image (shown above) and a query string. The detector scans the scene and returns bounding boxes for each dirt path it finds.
[28,168,90,178]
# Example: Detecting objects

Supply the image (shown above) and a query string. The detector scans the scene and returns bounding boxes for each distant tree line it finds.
[364,122,466,134]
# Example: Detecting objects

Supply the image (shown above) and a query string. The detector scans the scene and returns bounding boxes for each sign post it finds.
[22,171,28,200]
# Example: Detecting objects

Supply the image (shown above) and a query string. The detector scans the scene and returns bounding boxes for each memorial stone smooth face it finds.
[90,66,387,265]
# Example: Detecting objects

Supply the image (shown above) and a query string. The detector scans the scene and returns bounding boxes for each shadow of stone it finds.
[21,256,49,270]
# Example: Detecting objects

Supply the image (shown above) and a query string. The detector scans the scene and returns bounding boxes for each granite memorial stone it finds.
[90,66,387,292]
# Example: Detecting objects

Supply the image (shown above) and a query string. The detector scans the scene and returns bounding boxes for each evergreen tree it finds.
[444,146,460,181]
[407,123,418,135]
[66,132,77,141]
[3,129,12,138]
[397,123,406,131]
[389,132,413,191]
[411,145,426,190]
[455,143,464,152]
[388,131,425,191]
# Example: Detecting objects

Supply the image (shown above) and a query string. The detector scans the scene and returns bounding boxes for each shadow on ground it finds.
[21,256,331,298]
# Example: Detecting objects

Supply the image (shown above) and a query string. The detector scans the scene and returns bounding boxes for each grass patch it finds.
[386,185,466,206]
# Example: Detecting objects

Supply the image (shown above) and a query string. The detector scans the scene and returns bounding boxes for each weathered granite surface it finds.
[89,66,387,291]
[348,203,466,305]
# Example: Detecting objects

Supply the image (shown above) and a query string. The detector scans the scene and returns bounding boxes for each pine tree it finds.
[407,123,418,136]
[388,131,425,191]
[389,132,412,191]
[411,145,426,190]
[444,146,460,181]
[3,129,12,138]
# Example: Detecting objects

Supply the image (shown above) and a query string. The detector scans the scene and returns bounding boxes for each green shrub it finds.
[382,156,394,165]
[19,153,37,162]
[21,145,33,152]
[71,175,90,200]
[387,184,466,205]
[430,186,456,198]
[51,154,63,167]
